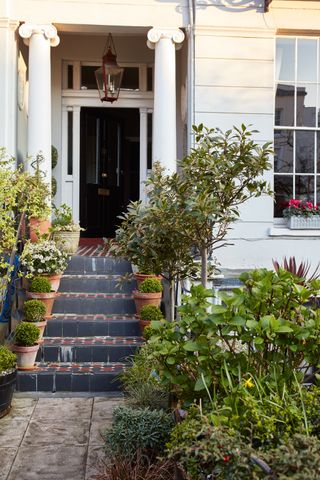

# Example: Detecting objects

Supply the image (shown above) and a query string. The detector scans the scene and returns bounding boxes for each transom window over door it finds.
[274,37,320,217]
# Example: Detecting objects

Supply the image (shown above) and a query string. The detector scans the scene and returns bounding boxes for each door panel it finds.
[80,108,139,237]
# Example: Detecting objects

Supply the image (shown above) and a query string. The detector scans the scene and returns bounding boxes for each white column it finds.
[147,27,184,174]
[72,105,81,222]
[0,18,19,157]
[19,23,59,188]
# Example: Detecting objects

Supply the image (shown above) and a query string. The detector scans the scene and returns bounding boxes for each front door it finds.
[80,107,140,237]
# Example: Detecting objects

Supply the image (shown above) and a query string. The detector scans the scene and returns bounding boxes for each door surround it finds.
[61,90,153,222]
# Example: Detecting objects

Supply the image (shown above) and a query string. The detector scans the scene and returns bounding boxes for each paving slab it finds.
[89,420,107,446]
[23,418,91,446]
[91,397,121,421]
[85,445,107,480]
[0,418,30,447]
[0,448,18,480]
[8,398,37,418]
[8,445,87,480]
[32,397,93,420]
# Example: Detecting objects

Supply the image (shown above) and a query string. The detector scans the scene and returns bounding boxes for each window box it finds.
[288,217,320,229]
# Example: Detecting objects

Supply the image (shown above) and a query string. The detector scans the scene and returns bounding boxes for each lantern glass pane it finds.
[95,67,105,100]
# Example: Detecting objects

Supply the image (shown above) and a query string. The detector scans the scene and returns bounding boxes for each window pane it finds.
[296,84,316,127]
[81,66,98,89]
[317,132,320,172]
[147,67,153,91]
[296,131,315,173]
[147,113,152,170]
[295,175,314,201]
[67,65,73,89]
[121,67,139,90]
[297,39,317,82]
[316,176,320,204]
[274,130,293,173]
[276,38,295,82]
[67,111,73,175]
[274,175,293,217]
[275,84,294,126]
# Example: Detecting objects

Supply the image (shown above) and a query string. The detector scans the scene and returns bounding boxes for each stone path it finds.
[0,395,122,480]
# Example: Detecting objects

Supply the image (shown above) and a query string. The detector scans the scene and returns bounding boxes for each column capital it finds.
[147,27,184,50]
[19,23,60,47]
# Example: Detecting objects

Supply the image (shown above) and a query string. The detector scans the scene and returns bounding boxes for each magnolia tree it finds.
[112,124,272,319]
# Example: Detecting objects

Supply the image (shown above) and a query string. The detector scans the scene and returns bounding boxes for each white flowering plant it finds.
[20,240,69,276]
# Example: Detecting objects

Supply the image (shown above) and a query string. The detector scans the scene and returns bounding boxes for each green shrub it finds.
[15,322,40,346]
[148,269,320,403]
[140,305,164,322]
[261,434,320,479]
[0,346,16,372]
[120,347,170,410]
[167,413,255,480]
[29,276,51,293]
[104,405,174,460]
[139,278,163,293]
[24,299,46,322]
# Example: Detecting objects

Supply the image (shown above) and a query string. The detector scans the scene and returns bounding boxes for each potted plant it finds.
[0,345,17,417]
[133,278,163,316]
[283,199,320,229]
[12,322,40,370]
[20,239,68,291]
[23,154,51,242]
[26,276,57,317]
[139,304,164,333]
[23,298,47,340]
[51,203,83,254]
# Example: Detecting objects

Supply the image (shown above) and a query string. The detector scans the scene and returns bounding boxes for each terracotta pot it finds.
[41,274,62,292]
[52,230,80,255]
[26,291,57,317]
[139,319,150,334]
[29,218,51,243]
[12,344,39,370]
[134,273,162,288]
[133,291,162,316]
[32,320,47,341]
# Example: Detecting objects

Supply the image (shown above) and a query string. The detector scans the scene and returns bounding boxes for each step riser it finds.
[59,278,136,294]
[52,297,136,315]
[65,256,132,275]
[36,345,139,363]
[45,319,140,337]
[16,372,121,392]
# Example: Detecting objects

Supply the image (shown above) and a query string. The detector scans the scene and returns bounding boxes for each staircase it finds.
[16,256,143,393]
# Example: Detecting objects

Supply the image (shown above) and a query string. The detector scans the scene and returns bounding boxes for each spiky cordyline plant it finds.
[272,256,320,282]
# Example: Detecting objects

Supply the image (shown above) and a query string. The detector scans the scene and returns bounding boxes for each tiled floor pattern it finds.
[0,395,122,480]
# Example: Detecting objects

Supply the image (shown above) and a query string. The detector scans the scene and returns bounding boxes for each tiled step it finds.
[45,315,140,337]
[65,256,132,275]
[52,293,136,315]
[36,336,143,363]
[59,275,136,294]
[16,362,126,392]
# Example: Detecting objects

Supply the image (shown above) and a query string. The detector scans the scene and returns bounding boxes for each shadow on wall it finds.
[155,0,264,14]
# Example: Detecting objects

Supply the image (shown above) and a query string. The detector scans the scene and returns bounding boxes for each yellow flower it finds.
[244,378,254,389]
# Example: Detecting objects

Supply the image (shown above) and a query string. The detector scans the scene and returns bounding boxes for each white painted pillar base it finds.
[0,18,19,158]
[147,27,184,174]
[19,23,60,189]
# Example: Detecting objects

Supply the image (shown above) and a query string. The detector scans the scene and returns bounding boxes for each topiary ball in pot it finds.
[29,276,52,293]
[140,305,164,322]
[24,300,46,322]
[139,278,163,293]
[0,346,16,372]
[15,322,40,347]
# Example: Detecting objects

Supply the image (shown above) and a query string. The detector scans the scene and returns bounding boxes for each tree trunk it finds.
[200,246,208,289]
[169,279,175,321]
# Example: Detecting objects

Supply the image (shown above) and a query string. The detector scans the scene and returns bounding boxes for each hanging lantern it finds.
[95,33,124,103]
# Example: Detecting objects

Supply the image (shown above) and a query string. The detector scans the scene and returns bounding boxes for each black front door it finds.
[80,107,140,237]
